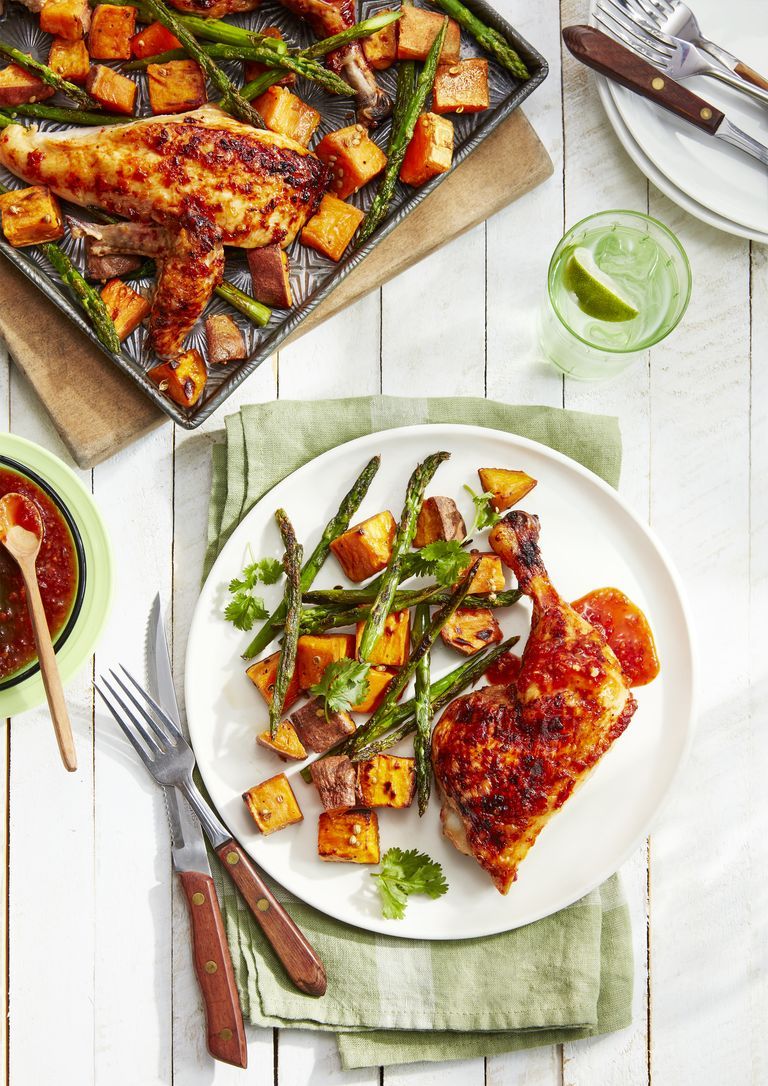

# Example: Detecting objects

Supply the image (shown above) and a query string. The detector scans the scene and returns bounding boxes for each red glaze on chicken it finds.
[431,511,638,894]
[0,107,331,356]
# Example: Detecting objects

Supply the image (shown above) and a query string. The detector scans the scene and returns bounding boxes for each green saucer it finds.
[0,434,113,717]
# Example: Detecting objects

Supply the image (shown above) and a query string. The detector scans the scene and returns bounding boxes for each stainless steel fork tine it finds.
[108,668,175,748]
[597,0,674,55]
[94,678,160,765]
[629,0,665,22]
[594,9,669,65]
[116,665,184,744]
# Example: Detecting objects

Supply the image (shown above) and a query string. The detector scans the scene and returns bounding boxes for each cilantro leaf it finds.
[464,484,502,533]
[224,553,284,631]
[408,540,471,586]
[224,592,269,632]
[244,557,283,586]
[310,658,371,718]
[371,848,449,920]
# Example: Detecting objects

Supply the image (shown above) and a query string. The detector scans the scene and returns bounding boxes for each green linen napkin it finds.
[204,395,632,1070]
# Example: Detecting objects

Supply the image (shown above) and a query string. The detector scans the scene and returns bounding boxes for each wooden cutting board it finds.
[0,109,552,468]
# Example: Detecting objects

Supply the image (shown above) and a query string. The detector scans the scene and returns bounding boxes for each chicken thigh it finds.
[431,511,637,894]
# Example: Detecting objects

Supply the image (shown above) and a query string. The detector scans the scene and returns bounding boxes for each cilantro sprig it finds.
[371,848,449,920]
[406,540,472,586]
[464,484,502,533]
[310,658,371,719]
[224,555,283,632]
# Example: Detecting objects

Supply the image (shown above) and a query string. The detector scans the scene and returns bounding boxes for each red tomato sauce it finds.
[0,468,79,683]
[571,587,660,687]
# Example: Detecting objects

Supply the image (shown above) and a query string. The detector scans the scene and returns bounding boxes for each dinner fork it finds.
[95,666,327,997]
[595,0,768,108]
[627,0,768,93]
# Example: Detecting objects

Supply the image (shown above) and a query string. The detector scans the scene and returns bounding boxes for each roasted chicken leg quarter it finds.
[431,511,637,894]
[0,107,331,356]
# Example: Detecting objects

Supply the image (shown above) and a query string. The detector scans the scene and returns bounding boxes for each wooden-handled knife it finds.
[147,597,248,1069]
[563,24,768,170]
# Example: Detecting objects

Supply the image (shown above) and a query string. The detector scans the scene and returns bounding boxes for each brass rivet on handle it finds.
[219,1028,233,1041]
[701,107,713,120]
[191,892,205,906]
[204,960,218,974]
[226,851,239,865]
[256,898,270,912]
[651,76,665,90]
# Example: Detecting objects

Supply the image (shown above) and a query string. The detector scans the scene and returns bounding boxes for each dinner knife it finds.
[147,596,248,1070]
[563,25,768,170]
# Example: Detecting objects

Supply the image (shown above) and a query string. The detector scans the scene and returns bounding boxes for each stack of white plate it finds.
[590,0,768,243]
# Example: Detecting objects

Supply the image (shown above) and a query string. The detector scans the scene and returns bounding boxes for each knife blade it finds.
[148,595,248,1070]
[563,25,768,171]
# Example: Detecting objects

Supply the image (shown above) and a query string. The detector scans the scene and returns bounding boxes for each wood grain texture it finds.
[0,107,551,470]
[562,25,725,133]
[178,870,247,1068]
[215,840,327,998]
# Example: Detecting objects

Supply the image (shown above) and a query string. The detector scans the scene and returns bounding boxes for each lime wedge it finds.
[564,247,639,323]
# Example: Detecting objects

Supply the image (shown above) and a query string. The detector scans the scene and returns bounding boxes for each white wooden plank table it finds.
[2,1,766,1082]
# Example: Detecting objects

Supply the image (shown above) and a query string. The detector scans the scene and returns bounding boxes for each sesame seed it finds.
[352,822,362,833]
[348,835,358,845]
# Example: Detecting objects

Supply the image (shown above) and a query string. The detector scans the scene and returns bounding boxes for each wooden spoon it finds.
[0,493,77,772]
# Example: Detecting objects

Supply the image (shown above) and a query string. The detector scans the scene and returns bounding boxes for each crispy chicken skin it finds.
[431,511,637,894]
[0,107,330,356]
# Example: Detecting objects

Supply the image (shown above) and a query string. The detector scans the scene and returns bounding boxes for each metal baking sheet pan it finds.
[0,0,547,427]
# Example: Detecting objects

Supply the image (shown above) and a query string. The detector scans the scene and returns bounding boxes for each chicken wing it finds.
[431,511,637,894]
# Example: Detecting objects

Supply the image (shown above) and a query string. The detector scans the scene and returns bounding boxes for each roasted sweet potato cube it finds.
[148,349,207,408]
[400,112,454,187]
[432,58,489,114]
[147,59,207,114]
[318,809,379,863]
[246,650,302,710]
[413,495,466,547]
[244,26,294,86]
[131,20,181,59]
[0,64,55,106]
[310,755,357,811]
[99,277,149,339]
[315,125,387,199]
[462,552,505,594]
[351,666,396,713]
[362,10,397,69]
[256,719,307,761]
[86,64,136,113]
[356,753,416,808]
[247,244,292,308]
[0,186,64,248]
[290,696,356,754]
[47,38,90,84]
[297,633,355,691]
[441,607,502,655]
[89,3,136,59]
[254,86,320,148]
[396,5,460,63]
[330,510,396,582]
[477,468,537,512]
[40,0,91,41]
[355,610,409,667]
[204,313,246,365]
[243,773,303,835]
[301,195,365,262]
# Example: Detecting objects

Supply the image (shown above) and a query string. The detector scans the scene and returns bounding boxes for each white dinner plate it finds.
[597,74,768,244]
[590,0,768,237]
[186,425,695,940]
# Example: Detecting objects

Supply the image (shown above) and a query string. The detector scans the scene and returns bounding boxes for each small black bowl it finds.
[0,455,87,692]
